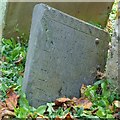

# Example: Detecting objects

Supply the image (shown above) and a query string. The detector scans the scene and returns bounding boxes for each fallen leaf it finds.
[14,57,23,65]
[0,100,6,109]
[73,97,92,109]
[3,115,10,119]
[5,88,19,110]
[72,97,78,102]
[55,116,62,120]
[62,103,67,110]
[55,97,71,106]
[113,100,120,108]
[0,107,15,120]
[0,101,7,120]
[80,84,87,97]
[2,109,15,117]
[115,108,120,113]
[96,70,106,80]
[0,109,3,120]
[64,113,74,120]
[63,100,75,109]
[113,113,120,119]
[109,105,114,112]
[36,115,48,120]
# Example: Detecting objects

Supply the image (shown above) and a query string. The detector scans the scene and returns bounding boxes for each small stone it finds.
[95,38,100,45]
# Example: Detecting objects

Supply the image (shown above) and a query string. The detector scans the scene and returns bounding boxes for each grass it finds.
[0,31,120,119]
[0,1,119,119]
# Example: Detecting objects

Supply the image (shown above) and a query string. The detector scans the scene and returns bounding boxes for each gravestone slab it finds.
[106,6,120,93]
[3,2,113,38]
[23,4,110,107]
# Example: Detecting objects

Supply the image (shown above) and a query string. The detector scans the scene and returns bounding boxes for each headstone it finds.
[106,4,120,93]
[23,4,110,107]
[0,1,7,41]
[3,2,113,38]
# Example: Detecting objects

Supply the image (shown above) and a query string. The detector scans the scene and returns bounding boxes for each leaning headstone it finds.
[23,4,110,107]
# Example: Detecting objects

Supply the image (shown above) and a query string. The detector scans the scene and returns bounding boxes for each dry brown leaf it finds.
[113,100,120,108]
[14,57,23,65]
[62,103,67,110]
[73,97,92,109]
[5,88,19,110]
[36,115,47,120]
[0,109,2,120]
[2,109,15,117]
[115,108,120,113]
[0,103,7,120]
[55,97,71,106]
[113,113,120,119]
[36,117,48,120]
[109,105,114,112]
[0,100,6,109]
[55,116,62,120]
[64,113,74,120]
[0,107,15,120]
[96,70,106,80]
[80,84,87,97]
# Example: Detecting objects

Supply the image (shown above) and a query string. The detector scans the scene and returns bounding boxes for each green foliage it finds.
[84,79,120,118]
[46,103,55,115]
[0,37,27,99]
[46,103,70,119]
[107,0,118,36]
[14,90,46,118]
[0,34,120,119]
[35,105,47,115]
[74,107,84,118]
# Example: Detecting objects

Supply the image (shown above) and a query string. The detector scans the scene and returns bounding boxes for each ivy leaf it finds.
[14,107,31,118]
[5,88,19,110]
[47,103,55,115]
[35,105,47,115]
[76,107,84,117]
[106,114,114,118]
[96,107,105,118]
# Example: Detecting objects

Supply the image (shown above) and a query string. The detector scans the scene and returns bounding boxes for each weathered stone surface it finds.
[0,1,7,42]
[23,4,110,107]
[3,2,113,38]
[106,4,120,93]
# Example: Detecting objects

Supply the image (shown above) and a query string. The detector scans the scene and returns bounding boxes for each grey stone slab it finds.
[22,4,110,107]
[3,2,113,38]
